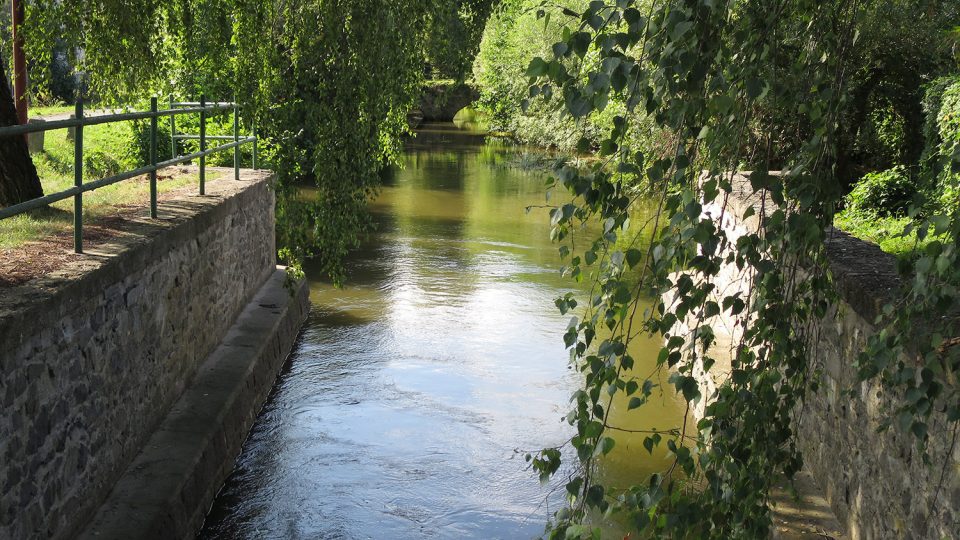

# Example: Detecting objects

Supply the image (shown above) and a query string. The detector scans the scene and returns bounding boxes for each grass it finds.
[29,104,74,117]
[834,210,929,258]
[1,124,213,249]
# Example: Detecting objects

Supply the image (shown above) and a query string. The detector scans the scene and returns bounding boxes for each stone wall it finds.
[0,170,277,540]
[690,175,959,539]
[417,82,479,121]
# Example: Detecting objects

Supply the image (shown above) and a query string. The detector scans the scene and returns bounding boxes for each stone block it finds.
[26,118,45,153]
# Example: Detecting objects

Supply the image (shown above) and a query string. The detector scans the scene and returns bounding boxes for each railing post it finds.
[73,98,84,254]
[169,94,176,160]
[233,99,240,180]
[252,122,258,170]
[199,94,206,195]
[150,96,158,218]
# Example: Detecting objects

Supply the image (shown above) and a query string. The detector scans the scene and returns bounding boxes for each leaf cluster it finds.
[517,1,958,538]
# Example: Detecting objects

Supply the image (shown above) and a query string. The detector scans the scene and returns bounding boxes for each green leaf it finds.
[566,476,583,496]
[678,376,701,403]
[599,139,618,156]
[577,137,592,153]
[571,32,592,58]
[670,20,694,41]
[710,94,734,114]
[526,57,548,78]
[746,77,766,99]
[599,437,616,455]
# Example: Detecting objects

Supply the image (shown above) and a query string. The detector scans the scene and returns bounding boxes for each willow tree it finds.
[16,0,468,280]
[423,0,499,81]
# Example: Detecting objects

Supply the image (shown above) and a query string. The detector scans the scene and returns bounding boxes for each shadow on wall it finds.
[416,83,480,122]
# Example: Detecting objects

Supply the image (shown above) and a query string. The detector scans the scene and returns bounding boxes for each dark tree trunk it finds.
[0,50,43,208]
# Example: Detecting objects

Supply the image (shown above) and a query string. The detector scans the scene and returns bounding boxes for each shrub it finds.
[472,0,663,162]
[844,165,917,217]
[84,150,125,180]
[920,75,960,211]
[127,104,253,170]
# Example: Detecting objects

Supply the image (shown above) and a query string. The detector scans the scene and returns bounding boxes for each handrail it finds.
[0,95,258,253]
[0,137,256,220]
[0,104,235,137]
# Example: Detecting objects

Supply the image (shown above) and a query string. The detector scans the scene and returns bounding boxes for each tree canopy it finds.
[498,0,960,537]
[8,0,495,279]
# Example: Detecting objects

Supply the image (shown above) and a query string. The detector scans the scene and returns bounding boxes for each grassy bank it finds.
[1,125,211,249]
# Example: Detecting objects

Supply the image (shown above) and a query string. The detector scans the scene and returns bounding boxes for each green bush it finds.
[472,0,662,161]
[920,75,960,211]
[934,78,960,146]
[127,103,255,170]
[129,119,172,166]
[472,0,615,148]
[844,166,917,217]
[84,150,125,180]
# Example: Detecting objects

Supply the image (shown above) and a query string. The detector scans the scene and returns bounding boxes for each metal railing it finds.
[0,95,258,253]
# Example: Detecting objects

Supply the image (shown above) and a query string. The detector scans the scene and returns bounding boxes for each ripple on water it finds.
[199,124,684,540]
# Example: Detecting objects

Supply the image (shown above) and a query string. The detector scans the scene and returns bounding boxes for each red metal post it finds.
[11,0,28,125]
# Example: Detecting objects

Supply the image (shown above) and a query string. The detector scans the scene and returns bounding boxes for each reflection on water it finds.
[200,124,684,539]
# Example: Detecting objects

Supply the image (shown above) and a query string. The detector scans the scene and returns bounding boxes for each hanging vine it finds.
[522,0,959,538]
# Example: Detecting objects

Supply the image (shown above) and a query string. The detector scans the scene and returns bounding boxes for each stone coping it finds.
[713,172,902,324]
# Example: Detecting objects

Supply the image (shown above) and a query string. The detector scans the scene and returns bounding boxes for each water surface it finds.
[200,124,684,539]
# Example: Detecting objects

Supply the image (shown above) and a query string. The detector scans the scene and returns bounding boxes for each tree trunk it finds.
[0,50,43,209]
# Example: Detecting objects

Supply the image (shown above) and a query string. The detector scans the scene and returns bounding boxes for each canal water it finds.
[200,123,684,539]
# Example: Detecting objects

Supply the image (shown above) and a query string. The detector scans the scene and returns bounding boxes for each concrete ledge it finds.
[79,268,309,540]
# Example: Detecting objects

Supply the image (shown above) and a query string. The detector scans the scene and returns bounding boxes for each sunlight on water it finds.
[199,124,684,540]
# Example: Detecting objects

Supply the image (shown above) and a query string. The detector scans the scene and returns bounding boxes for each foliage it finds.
[473,0,560,132]
[838,72,960,259]
[924,75,960,205]
[511,0,960,538]
[17,0,474,283]
[843,165,917,217]
[231,0,437,283]
[473,0,659,152]
[424,0,498,81]
[836,0,960,186]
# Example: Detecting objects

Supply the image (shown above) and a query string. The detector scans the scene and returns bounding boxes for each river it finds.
[199,123,684,539]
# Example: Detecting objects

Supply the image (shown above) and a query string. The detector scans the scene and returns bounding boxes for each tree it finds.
[0,49,42,208]
[15,0,485,281]
[515,0,960,537]
[423,0,498,81]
